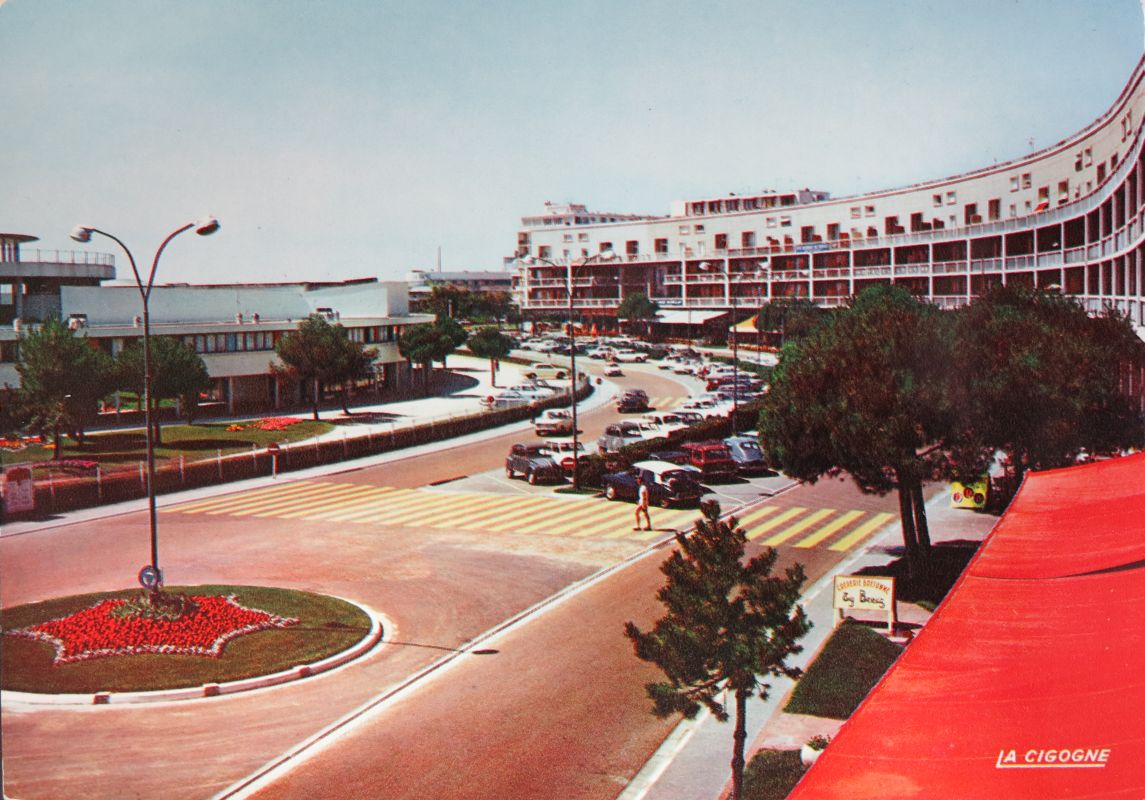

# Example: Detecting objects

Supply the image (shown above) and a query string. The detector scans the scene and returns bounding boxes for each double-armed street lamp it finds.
[520,249,619,490]
[71,217,220,592]
[698,261,767,436]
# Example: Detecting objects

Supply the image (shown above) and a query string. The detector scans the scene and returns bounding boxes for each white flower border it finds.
[6,594,299,665]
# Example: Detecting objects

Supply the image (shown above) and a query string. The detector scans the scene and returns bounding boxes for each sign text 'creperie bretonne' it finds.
[995,747,1111,769]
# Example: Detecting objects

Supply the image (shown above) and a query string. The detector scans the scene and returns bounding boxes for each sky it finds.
[1,1,1143,286]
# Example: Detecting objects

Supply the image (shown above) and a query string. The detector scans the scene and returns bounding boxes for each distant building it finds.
[405,268,514,302]
[1,233,433,413]
[513,57,1145,345]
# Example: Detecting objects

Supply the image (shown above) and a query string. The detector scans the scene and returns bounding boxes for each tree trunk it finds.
[897,485,922,579]
[489,358,497,388]
[731,688,748,800]
[311,379,320,421]
[911,481,932,554]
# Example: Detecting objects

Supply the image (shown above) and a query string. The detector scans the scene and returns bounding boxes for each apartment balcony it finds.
[1,247,116,281]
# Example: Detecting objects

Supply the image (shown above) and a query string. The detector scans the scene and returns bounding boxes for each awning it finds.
[655,310,727,325]
[789,452,1145,799]
[731,314,759,333]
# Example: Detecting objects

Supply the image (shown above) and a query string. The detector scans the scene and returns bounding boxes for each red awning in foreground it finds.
[789,453,1145,799]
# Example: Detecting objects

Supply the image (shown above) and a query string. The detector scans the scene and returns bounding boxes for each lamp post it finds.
[699,261,766,436]
[71,217,220,591]
[521,249,617,490]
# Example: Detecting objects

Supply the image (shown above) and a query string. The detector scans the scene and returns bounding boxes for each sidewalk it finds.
[621,488,999,800]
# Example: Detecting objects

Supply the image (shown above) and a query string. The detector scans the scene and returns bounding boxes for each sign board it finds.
[951,479,988,509]
[1,466,35,514]
[795,242,830,253]
[833,575,896,629]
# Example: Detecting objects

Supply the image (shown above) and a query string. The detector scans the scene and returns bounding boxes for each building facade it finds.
[1,235,433,414]
[514,56,1145,344]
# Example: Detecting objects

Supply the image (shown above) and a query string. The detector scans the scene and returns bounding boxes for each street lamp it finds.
[698,261,765,436]
[520,249,618,490]
[70,217,220,592]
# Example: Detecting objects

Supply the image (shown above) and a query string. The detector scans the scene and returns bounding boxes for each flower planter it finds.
[800,744,824,767]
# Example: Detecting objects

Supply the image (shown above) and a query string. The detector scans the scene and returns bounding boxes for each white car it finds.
[542,437,589,473]
[613,349,648,363]
[639,412,690,438]
[533,409,574,436]
[679,398,726,419]
[481,391,533,410]
[603,362,624,377]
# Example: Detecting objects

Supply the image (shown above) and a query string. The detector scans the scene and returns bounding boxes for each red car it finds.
[680,442,738,480]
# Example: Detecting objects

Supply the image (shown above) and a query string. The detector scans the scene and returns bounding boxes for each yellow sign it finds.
[833,575,896,629]
[951,479,988,509]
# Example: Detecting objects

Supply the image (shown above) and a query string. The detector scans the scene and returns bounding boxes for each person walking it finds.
[634,475,652,531]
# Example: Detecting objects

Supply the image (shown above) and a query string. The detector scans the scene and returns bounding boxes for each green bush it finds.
[784,622,903,719]
[741,748,806,800]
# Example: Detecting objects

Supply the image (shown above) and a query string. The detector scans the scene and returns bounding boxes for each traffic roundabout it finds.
[0,586,384,706]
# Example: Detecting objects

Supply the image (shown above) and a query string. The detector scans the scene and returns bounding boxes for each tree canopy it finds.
[626,501,808,800]
[759,285,954,577]
[948,284,1145,483]
[274,314,376,420]
[466,327,513,387]
[116,336,211,440]
[15,318,116,454]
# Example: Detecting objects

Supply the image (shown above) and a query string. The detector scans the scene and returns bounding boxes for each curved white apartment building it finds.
[515,54,1145,340]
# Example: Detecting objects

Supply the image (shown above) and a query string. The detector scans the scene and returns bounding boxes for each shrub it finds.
[784,622,903,719]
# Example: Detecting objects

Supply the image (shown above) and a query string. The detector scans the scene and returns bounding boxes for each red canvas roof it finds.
[789,452,1145,799]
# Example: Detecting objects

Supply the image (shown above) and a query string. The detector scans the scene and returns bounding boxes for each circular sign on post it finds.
[138,565,163,591]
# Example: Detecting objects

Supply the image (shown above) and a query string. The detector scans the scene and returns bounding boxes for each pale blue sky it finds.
[1,1,1142,285]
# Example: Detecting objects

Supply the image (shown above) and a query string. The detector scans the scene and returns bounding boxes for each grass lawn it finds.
[1,585,372,694]
[7,418,334,471]
[742,749,807,800]
[784,622,904,719]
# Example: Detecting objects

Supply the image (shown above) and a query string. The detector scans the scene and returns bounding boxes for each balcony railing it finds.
[6,248,115,266]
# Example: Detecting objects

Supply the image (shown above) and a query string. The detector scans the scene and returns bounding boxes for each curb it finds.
[1,599,386,709]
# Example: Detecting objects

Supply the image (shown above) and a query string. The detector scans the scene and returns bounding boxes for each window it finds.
[714,233,728,250]
[577,233,589,242]
[1074,154,1084,172]
[865,205,876,217]
[539,246,552,259]
[599,242,612,253]
[678,225,690,235]
[1021,173,1032,189]
[850,207,861,219]
[741,231,756,248]
[933,194,943,207]
[945,191,956,205]
[1097,163,1107,183]
[1058,180,1070,204]
[766,217,777,228]
[562,234,573,242]
[654,238,668,254]
[625,240,639,256]
[1085,148,1093,167]
[779,216,792,227]
[693,224,705,234]
[988,199,1001,221]
[1011,176,1021,191]
[0,283,12,305]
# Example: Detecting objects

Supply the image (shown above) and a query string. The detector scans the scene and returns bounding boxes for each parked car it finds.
[673,410,706,426]
[481,391,533,410]
[602,460,705,507]
[638,412,690,439]
[648,449,693,466]
[533,408,574,436]
[597,421,645,454]
[680,441,738,480]
[678,397,726,419]
[586,346,615,359]
[616,389,650,413]
[603,362,624,377]
[542,437,589,473]
[613,349,648,363]
[525,362,567,381]
[505,443,565,485]
[723,435,770,474]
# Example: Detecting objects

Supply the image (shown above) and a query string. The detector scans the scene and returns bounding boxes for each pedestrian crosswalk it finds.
[642,396,690,410]
[162,480,896,550]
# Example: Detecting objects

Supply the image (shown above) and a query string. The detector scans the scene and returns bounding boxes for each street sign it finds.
[138,565,164,591]
[833,574,896,630]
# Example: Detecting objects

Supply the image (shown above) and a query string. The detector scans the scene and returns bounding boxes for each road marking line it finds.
[828,512,895,551]
[792,510,862,548]
[730,504,780,529]
[482,498,589,532]
[743,507,806,541]
[406,494,513,527]
[211,484,367,517]
[273,485,391,519]
[167,481,332,513]
[761,508,835,546]
[310,489,426,522]
[431,497,538,529]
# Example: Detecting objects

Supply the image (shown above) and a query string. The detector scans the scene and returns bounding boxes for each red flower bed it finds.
[7,595,298,664]
[252,417,303,432]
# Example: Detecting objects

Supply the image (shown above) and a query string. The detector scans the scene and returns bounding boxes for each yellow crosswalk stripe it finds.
[828,512,895,551]
[793,510,864,549]
[729,504,780,530]
[570,505,651,537]
[274,485,393,519]
[409,493,517,527]
[540,501,632,536]
[166,481,330,514]
[761,509,836,547]
[744,507,807,541]
[389,491,523,527]
[212,483,364,517]
[599,507,696,539]
[430,496,538,529]
[483,499,587,532]
[313,488,426,522]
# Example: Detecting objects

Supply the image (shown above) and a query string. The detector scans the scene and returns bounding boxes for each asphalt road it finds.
[1,361,903,799]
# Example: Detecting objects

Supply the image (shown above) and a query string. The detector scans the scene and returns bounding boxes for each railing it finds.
[5,248,115,266]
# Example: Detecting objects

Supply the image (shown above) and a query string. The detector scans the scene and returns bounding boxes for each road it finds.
[1,361,905,799]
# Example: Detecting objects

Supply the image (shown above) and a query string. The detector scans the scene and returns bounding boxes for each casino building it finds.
[513,55,1145,343]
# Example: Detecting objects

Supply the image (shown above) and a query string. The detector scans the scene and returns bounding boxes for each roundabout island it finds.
[0,586,383,704]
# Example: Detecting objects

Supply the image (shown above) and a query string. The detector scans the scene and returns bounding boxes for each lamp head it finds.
[195,216,220,236]
[70,225,94,243]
